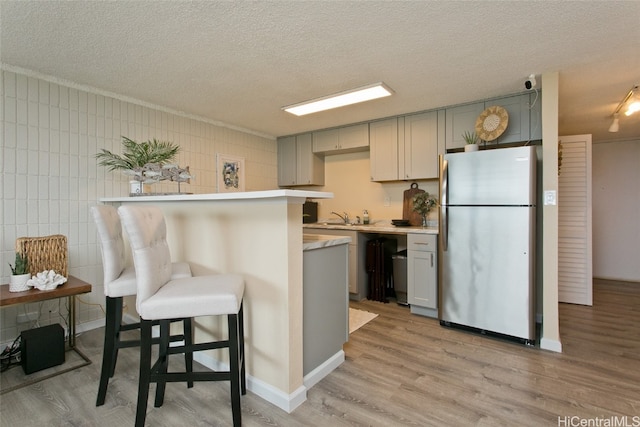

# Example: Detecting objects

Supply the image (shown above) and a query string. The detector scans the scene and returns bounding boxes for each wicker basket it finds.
[15,235,68,278]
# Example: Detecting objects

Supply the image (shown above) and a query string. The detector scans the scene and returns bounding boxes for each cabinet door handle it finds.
[430,253,434,268]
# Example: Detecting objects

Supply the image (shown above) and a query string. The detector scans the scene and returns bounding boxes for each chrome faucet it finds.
[331,211,350,224]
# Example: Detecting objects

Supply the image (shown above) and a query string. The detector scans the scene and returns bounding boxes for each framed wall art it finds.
[216,153,245,193]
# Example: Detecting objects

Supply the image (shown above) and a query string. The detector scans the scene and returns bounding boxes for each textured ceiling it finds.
[1,1,639,141]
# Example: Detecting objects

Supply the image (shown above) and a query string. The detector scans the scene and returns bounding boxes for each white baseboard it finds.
[192,350,308,413]
[540,337,562,353]
[75,318,105,335]
[303,350,344,390]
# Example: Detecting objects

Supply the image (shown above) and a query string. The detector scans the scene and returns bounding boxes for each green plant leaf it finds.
[96,136,180,172]
[462,131,478,145]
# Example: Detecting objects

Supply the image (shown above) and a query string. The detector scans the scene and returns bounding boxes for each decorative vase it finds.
[130,180,147,195]
[465,144,479,152]
[9,273,31,292]
[421,214,428,227]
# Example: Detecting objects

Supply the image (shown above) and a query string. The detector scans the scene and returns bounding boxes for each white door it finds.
[558,134,593,305]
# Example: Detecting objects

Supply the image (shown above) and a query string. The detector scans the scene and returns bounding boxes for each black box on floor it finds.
[20,324,65,374]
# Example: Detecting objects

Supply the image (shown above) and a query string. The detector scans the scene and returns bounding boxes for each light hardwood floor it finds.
[1,278,639,426]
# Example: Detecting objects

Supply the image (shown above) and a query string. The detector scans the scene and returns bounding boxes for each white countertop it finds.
[302,234,352,251]
[304,221,438,235]
[100,189,334,203]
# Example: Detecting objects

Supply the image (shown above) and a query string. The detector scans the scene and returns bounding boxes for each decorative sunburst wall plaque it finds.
[475,105,509,142]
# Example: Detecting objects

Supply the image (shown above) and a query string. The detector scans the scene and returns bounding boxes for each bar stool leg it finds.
[183,318,194,388]
[154,320,170,408]
[96,296,119,406]
[110,297,123,377]
[239,303,246,395]
[135,320,153,427]
[228,313,242,427]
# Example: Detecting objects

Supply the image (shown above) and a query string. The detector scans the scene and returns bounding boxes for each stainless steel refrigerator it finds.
[438,146,536,345]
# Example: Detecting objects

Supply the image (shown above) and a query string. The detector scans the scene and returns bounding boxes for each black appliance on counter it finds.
[303,201,318,223]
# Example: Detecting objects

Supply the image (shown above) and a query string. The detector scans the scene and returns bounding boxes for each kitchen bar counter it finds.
[101,189,333,203]
[303,234,352,251]
[304,221,438,235]
[100,190,334,413]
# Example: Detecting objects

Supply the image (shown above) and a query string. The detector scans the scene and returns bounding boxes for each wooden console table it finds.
[0,275,92,394]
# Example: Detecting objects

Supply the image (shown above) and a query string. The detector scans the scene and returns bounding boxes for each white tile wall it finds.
[1,70,278,344]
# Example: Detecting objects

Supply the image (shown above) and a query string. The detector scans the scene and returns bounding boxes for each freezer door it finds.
[439,206,535,340]
[444,146,536,206]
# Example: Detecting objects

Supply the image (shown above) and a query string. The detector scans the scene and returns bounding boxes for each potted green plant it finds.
[96,136,180,193]
[462,131,479,152]
[9,252,31,292]
[412,192,438,227]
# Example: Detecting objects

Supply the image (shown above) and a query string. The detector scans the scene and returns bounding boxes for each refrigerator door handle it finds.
[440,156,448,251]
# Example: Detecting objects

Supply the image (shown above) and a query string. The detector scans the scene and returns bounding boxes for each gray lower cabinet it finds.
[303,228,367,300]
[303,241,348,376]
[407,233,438,318]
[278,133,325,186]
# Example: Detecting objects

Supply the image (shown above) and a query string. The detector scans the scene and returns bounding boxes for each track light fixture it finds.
[609,84,639,132]
[608,114,619,133]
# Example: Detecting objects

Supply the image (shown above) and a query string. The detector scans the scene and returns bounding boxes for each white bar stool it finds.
[91,205,193,406]
[118,205,246,427]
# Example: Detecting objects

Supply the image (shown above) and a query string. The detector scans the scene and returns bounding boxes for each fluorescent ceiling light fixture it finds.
[282,82,394,116]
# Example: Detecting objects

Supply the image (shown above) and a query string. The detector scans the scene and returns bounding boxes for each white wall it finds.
[540,72,561,352]
[592,139,640,282]
[0,69,277,344]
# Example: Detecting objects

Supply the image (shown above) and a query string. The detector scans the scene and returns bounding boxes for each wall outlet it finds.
[383,196,391,207]
[17,312,39,323]
[544,190,557,206]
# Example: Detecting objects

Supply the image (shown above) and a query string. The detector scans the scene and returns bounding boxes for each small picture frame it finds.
[216,153,245,193]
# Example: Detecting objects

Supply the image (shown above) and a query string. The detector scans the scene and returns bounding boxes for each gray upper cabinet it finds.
[313,123,369,154]
[278,135,297,186]
[445,92,542,150]
[485,94,529,144]
[312,128,340,152]
[401,110,445,180]
[370,111,445,182]
[445,101,485,150]
[529,91,542,140]
[278,133,325,187]
[369,118,399,181]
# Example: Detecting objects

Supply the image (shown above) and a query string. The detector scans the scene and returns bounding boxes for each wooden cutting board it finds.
[402,182,425,226]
